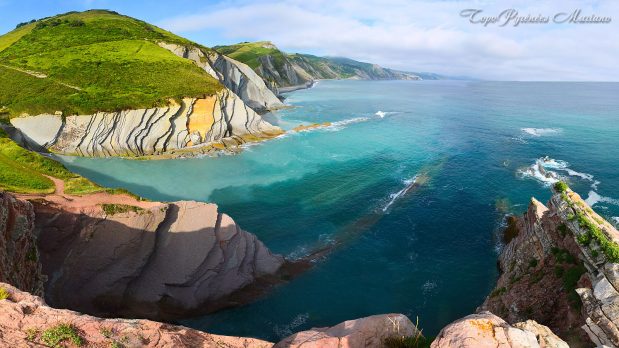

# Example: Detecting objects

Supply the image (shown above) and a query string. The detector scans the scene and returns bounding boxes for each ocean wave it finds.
[322,116,371,132]
[518,158,562,186]
[612,217,619,227]
[382,176,418,212]
[518,156,598,189]
[521,127,562,137]
[584,191,619,207]
[375,111,400,118]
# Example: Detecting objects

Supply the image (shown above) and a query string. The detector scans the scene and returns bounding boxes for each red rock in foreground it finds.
[0,282,274,347]
[431,312,568,348]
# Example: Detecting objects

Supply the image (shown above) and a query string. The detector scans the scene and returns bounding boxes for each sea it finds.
[57,80,619,341]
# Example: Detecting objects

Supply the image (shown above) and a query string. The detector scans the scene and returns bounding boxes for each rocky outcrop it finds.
[159,42,285,113]
[481,185,619,346]
[11,91,283,157]
[0,282,273,347]
[431,312,568,348]
[32,198,284,320]
[0,191,44,296]
[275,314,419,348]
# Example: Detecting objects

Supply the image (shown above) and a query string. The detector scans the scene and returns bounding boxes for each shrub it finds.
[528,258,538,268]
[41,324,83,347]
[554,181,569,193]
[101,204,144,215]
[0,287,10,300]
[557,224,568,237]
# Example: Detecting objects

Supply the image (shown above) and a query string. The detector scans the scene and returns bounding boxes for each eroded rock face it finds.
[0,191,44,296]
[481,187,619,346]
[11,91,283,157]
[275,314,419,348]
[34,199,284,320]
[0,282,274,348]
[159,42,284,113]
[431,312,568,348]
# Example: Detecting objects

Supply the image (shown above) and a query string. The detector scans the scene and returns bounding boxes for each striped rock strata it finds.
[11,90,283,157]
[158,42,284,113]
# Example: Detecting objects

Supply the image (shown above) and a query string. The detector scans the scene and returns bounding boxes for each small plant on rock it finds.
[41,323,84,347]
[0,287,10,300]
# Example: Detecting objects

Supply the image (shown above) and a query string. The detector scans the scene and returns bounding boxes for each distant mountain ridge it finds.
[214,41,421,93]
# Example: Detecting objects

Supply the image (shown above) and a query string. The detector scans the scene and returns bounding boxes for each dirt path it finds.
[16,175,164,212]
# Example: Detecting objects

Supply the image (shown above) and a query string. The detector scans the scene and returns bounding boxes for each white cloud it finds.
[159,0,619,80]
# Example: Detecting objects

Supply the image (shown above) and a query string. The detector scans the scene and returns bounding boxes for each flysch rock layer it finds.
[0,282,274,348]
[32,198,284,320]
[10,90,283,157]
[481,187,619,347]
[158,42,285,113]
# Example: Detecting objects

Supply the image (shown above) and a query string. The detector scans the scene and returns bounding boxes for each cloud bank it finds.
[159,0,619,81]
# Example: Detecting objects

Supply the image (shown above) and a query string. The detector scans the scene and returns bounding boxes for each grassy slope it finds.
[0,10,222,117]
[214,41,288,70]
[0,129,105,194]
[214,41,393,81]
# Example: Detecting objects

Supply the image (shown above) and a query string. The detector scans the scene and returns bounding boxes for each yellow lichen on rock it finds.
[187,96,218,145]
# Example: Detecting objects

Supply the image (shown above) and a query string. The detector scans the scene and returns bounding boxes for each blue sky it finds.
[1,0,618,80]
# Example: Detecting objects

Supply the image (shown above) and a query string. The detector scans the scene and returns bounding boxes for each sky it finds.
[0,0,618,81]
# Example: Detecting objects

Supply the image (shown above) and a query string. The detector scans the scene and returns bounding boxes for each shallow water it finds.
[58,80,619,340]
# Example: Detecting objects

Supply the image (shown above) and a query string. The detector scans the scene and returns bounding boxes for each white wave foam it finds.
[612,217,619,227]
[323,117,371,132]
[518,159,562,186]
[564,168,594,181]
[376,111,386,118]
[382,176,418,212]
[521,128,562,137]
[519,156,598,189]
[585,191,619,207]
[421,280,437,295]
[273,313,309,338]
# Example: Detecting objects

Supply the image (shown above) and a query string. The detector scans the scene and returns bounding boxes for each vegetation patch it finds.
[101,203,144,215]
[574,210,619,262]
[562,264,587,310]
[41,323,84,347]
[0,287,10,300]
[490,287,507,298]
[0,130,102,194]
[0,10,222,117]
[554,181,568,193]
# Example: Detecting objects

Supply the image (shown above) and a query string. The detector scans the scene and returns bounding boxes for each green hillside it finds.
[0,10,222,117]
[0,129,104,194]
[214,41,417,89]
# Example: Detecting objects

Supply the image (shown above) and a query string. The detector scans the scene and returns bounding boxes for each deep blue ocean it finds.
[58,80,619,341]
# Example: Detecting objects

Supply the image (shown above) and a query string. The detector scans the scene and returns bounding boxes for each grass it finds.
[0,287,10,300]
[554,181,568,193]
[41,324,84,347]
[0,129,104,194]
[0,10,222,117]
[101,203,144,215]
[214,41,287,70]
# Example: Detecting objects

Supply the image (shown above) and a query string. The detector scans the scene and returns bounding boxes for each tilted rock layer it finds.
[0,282,273,348]
[11,91,283,157]
[0,191,44,296]
[33,198,284,320]
[481,187,619,347]
[159,42,284,113]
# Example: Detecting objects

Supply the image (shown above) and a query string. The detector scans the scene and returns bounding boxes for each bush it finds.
[0,287,10,300]
[41,324,84,347]
[101,204,144,215]
[554,181,568,193]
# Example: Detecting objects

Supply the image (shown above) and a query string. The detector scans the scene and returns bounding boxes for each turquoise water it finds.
[58,80,619,340]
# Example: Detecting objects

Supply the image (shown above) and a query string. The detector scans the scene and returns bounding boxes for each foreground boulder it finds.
[431,312,568,348]
[0,191,44,296]
[275,314,419,348]
[0,282,273,347]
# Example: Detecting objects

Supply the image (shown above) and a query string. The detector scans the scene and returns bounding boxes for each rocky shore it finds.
[4,183,616,347]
